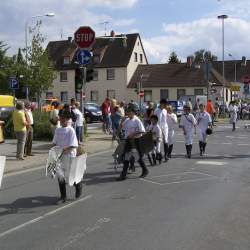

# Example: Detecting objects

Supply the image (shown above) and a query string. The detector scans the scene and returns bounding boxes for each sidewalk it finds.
[0,129,118,174]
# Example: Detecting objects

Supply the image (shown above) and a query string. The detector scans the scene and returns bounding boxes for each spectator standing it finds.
[50,101,60,135]
[101,98,111,134]
[12,102,28,160]
[206,99,215,126]
[74,102,84,144]
[24,102,34,156]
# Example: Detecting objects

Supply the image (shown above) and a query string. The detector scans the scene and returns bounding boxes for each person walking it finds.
[74,102,84,144]
[154,99,169,162]
[116,104,149,181]
[206,99,215,126]
[179,105,197,158]
[229,101,238,131]
[52,110,81,203]
[24,102,34,157]
[196,103,212,156]
[166,105,178,158]
[12,102,28,160]
[49,101,60,135]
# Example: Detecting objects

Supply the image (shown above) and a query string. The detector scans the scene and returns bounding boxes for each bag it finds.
[49,118,58,126]
[134,131,154,155]
[206,127,213,135]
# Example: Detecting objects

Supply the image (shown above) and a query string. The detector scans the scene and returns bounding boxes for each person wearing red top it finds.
[101,98,111,134]
[206,99,215,126]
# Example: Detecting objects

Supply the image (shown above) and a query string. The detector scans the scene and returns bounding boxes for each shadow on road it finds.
[0,196,58,216]
[84,171,119,185]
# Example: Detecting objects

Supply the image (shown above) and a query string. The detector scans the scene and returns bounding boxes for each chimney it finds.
[187,56,194,68]
[68,37,72,42]
[241,56,247,67]
[110,30,115,37]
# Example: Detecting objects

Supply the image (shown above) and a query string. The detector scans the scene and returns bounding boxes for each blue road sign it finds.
[76,49,92,65]
[9,77,19,90]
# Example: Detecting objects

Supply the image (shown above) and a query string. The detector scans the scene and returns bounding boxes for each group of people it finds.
[12,101,34,160]
[114,98,213,181]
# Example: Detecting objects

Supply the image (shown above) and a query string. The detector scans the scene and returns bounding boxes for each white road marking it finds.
[226,136,234,138]
[0,195,92,238]
[149,171,216,179]
[196,161,227,166]
[237,144,250,146]
[221,142,232,145]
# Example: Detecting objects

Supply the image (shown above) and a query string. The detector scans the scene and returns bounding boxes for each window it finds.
[63,56,70,65]
[60,91,68,103]
[93,70,98,81]
[91,91,98,102]
[194,89,204,96]
[140,54,143,63]
[160,89,169,100]
[177,89,186,100]
[144,90,152,102]
[46,92,53,98]
[107,69,115,80]
[60,71,68,82]
[107,90,115,99]
[134,52,138,62]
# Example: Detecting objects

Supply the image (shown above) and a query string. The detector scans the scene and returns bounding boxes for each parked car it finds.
[0,95,16,121]
[84,103,102,123]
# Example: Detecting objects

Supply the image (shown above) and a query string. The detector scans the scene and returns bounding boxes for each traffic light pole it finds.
[80,66,86,114]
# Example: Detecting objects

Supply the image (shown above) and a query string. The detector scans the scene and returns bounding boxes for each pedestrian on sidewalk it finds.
[49,101,60,135]
[179,105,197,158]
[12,102,28,160]
[206,99,215,126]
[229,101,238,131]
[166,105,178,158]
[74,102,84,144]
[196,103,212,156]
[101,97,111,134]
[116,104,149,181]
[52,110,82,203]
[24,102,34,157]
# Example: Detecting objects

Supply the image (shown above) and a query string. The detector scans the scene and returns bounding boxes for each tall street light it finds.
[217,14,228,115]
[25,13,55,100]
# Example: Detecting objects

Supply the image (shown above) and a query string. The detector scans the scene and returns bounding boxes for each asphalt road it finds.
[1,122,250,250]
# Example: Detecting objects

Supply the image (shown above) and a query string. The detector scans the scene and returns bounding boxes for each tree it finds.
[168,51,181,64]
[193,49,217,64]
[25,20,55,103]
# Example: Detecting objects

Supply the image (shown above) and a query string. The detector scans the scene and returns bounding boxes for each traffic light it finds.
[86,69,94,82]
[75,68,83,93]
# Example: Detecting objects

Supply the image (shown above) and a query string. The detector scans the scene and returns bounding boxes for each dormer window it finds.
[63,56,70,65]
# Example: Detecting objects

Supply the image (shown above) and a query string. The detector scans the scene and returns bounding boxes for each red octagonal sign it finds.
[74,26,95,49]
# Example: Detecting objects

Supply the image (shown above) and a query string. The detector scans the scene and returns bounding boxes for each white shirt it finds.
[196,111,212,131]
[25,109,34,125]
[148,123,162,141]
[154,107,168,135]
[122,116,145,139]
[53,126,78,157]
[179,113,197,133]
[167,113,178,131]
[74,108,84,127]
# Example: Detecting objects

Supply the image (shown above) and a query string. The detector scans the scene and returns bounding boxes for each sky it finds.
[1,0,250,63]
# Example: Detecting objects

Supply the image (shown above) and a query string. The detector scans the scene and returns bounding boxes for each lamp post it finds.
[218,14,228,115]
[25,13,55,100]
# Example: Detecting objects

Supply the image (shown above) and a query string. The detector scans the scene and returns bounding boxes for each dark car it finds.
[84,103,102,123]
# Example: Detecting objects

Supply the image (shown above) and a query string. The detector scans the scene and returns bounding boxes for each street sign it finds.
[74,26,95,49]
[230,85,241,92]
[9,77,19,90]
[76,49,92,65]
[139,91,144,97]
[242,75,250,83]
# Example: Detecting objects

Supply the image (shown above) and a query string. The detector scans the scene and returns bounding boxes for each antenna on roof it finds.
[60,28,63,39]
[99,21,110,36]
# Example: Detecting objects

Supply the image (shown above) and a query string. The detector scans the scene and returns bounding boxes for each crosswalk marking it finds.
[196,161,227,166]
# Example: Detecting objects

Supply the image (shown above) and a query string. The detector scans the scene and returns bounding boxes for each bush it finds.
[33,110,53,140]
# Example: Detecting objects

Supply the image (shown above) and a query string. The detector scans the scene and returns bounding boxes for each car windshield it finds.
[85,105,100,111]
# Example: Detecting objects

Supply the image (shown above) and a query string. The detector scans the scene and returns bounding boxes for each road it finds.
[1,122,250,250]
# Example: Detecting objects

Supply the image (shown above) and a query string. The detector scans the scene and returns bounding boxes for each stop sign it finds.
[74,26,95,49]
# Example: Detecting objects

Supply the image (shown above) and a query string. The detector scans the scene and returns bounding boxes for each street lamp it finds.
[25,12,55,100]
[217,14,228,115]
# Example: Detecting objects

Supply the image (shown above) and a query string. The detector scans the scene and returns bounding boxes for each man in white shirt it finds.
[24,102,34,156]
[116,104,149,181]
[179,105,197,158]
[196,103,212,156]
[154,99,169,162]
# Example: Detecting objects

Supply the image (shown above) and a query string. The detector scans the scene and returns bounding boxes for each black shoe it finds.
[156,153,162,164]
[164,155,169,162]
[116,176,127,181]
[140,169,149,178]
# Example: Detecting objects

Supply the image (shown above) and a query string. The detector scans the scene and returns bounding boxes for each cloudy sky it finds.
[1,0,250,63]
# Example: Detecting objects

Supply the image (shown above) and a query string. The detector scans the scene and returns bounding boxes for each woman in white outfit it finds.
[166,105,178,158]
[229,101,238,131]
[196,103,212,156]
[179,105,197,158]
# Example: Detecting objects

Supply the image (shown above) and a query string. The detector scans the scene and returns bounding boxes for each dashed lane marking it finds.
[195,161,228,166]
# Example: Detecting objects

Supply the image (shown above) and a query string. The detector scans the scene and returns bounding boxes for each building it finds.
[45,31,148,104]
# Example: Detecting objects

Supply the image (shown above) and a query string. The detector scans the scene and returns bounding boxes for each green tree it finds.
[193,49,217,64]
[168,51,181,64]
[25,20,55,104]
